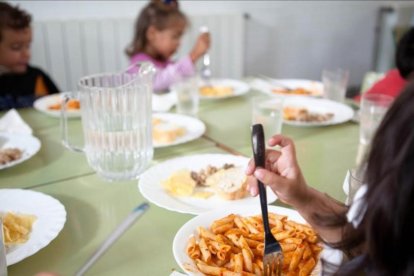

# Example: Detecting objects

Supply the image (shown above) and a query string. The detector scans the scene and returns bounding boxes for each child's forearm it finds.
[153,56,195,91]
[294,186,349,244]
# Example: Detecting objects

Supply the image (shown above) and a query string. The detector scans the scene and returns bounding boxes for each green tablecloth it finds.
[0,89,359,275]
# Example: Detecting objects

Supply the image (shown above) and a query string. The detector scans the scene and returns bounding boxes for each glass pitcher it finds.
[61,62,155,181]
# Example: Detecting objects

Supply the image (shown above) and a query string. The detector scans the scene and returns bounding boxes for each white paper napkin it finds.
[0,109,33,135]
[152,92,177,112]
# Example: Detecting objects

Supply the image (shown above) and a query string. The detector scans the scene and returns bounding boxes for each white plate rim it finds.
[138,153,277,215]
[0,189,67,265]
[283,96,354,127]
[152,113,206,148]
[33,94,80,118]
[0,133,41,170]
[254,78,324,97]
[198,78,250,100]
[173,204,342,276]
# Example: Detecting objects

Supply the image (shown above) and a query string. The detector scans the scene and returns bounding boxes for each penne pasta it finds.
[199,237,212,263]
[299,257,316,276]
[234,253,244,272]
[186,212,322,276]
[198,226,216,240]
[196,259,225,276]
[242,247,253,272]
[234,216,250,233]
[212,222,235,234]
[289,243,306,271]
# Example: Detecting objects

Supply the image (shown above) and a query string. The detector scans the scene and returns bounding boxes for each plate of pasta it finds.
[0,189,67,265]
[138,154,277,215]
[34,94,81,118]
[198,79,250,99]
[173,205,342,275]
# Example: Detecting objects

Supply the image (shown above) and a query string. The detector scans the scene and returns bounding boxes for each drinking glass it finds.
[359,94,393,145]
[172,76,199,116]
[322,68,349,102]
[61,62,155,181]
[345,168,364,205]
[252,96,284,143]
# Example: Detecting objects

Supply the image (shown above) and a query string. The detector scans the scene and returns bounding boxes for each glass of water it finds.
[322,68,349,103]
[359,93,393,145]
[172,76,199,116]
[252,95,284,143]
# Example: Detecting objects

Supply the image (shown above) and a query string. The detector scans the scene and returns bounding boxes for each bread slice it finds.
[205,167,248,200]
[152,120,186,144]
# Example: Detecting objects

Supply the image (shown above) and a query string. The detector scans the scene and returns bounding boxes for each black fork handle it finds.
[251,124,272,235]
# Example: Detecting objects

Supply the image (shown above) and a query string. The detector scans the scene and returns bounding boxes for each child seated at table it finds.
[354,27,414,102]
[125,0,210,93]
[0,2,59,111]
[247,81,414,274]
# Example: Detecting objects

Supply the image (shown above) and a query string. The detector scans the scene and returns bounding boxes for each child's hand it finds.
[245,135,310,209]
[190,32,211,63]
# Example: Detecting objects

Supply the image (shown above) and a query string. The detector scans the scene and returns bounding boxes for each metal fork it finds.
[199,26,212,86]
[251,124,283,276]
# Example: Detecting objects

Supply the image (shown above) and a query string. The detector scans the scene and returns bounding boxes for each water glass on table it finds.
[252,95,284,143]
[359,94,393,146]
[172,76,200,116]
[61,62,155,182]
[322,68,349,102]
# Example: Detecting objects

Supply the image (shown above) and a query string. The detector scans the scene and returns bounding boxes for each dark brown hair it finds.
[319,82,414,275]
[0,1,31,41]
[125,0,187,58]
[396,27,414,79]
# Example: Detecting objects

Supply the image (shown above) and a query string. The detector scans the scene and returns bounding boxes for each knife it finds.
[0,218,8,276]
[75,202,150,276]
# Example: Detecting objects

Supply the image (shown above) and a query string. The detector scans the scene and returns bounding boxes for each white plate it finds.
[252,78,323,97]
[283,97,354,127]
[34,94,80,118]
[0,133,41,170]
[199,79,250,99]
[173,205,342,276]
[153,113,206,148]
[138,154,277,215]
[0,189,67,265]
[152,92,177,112]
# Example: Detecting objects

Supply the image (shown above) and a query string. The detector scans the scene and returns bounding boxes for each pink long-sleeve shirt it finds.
[130,53,196,93]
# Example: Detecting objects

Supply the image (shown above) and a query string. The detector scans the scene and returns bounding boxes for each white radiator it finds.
[30,13,245,91]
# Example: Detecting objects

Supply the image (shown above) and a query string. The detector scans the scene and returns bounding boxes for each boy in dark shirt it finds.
[0,2,59,110]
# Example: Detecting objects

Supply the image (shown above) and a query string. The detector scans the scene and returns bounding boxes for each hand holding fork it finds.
[251,124,283,276]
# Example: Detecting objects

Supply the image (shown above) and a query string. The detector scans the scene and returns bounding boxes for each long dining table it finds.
[0,88,359,276]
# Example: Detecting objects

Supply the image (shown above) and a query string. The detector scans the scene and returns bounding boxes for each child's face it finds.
[150,19,186,60]
[0,27,32,73]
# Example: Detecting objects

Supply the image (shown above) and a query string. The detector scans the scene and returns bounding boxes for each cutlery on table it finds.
[75,202,150,276]
[251,124,283,276]
[0,218,8,276]
[257,74,293,92]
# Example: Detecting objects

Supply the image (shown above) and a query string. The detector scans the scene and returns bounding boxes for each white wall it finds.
[9,0,403,87]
